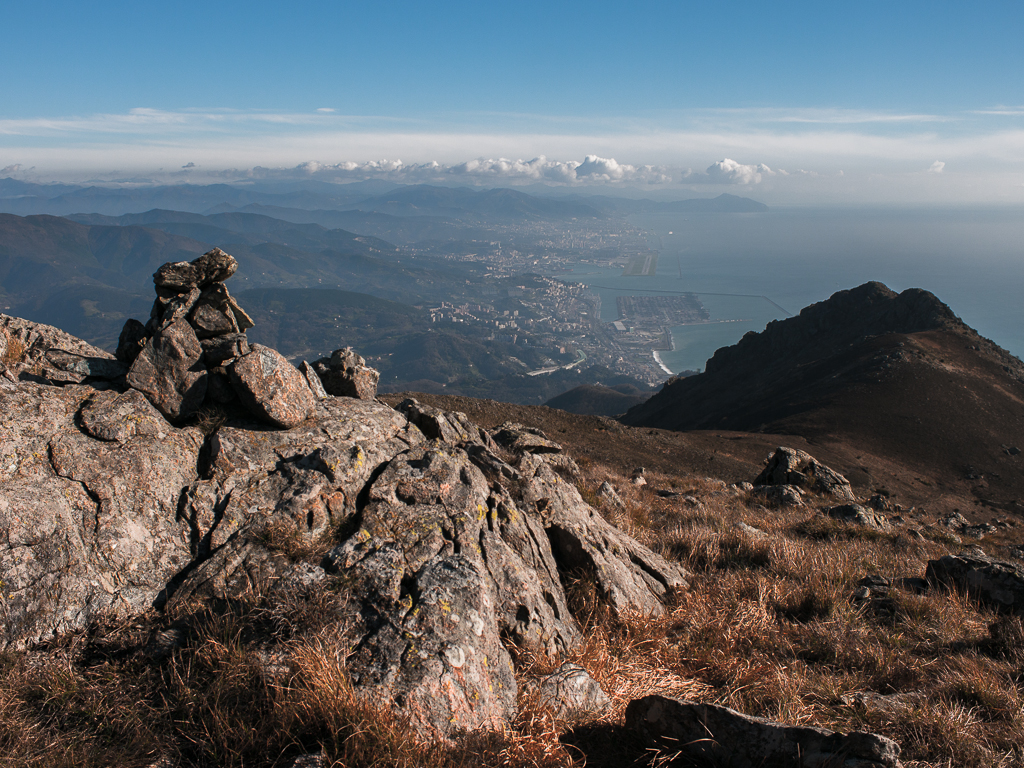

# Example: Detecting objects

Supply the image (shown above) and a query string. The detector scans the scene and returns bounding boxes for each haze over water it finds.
[570,208,1024,374]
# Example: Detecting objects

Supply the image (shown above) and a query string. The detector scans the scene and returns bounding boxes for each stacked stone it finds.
[116,248,317,428]
[308,347,380,400]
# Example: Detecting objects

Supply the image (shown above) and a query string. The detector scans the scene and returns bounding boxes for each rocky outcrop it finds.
[926,550,1024,612]
[310,347,379,400]
[626,695,900,768]
[1,314,122,385]
[1,308,689,738]
[0,379,201,648]
[754,447,855,501]
[97,248,341,426]
[826,503,890,529]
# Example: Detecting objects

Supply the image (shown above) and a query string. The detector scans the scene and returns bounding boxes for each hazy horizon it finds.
[3,2,1023,207]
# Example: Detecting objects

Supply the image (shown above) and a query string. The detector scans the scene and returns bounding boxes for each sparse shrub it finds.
[191,405,228,436]
[776,580,836,623]
[987,615,1024,662]
[575,483,601,508]
[792,515,889,543]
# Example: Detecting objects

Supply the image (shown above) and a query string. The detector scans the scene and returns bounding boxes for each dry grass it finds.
[2,333,26,367]
[2,462,1023,766]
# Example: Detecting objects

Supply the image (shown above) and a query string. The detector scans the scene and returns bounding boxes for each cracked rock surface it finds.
[1,316,689,738]
[626,695,901,768]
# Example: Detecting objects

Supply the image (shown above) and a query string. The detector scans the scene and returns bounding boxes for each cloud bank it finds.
[231,155,677,185]
[2,106,1023,203]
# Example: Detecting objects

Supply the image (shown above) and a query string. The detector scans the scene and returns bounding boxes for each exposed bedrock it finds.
[1,262,691,737]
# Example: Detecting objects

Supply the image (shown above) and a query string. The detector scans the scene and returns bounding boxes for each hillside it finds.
[623,282,1024,514]
[5,264,1024,766]
[543,382,654,416]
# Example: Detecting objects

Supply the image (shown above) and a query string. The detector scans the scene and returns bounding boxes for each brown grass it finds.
[2,461,1023,766]
[2,333,26,367]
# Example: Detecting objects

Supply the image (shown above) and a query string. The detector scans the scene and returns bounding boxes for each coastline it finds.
[652,350,673,375]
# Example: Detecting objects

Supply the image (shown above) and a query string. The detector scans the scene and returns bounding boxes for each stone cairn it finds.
[116,248,380,428]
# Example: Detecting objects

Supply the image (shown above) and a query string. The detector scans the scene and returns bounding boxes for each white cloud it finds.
[1,164,21,174]
[928,160,945,173]
[316,108,336,113]
[3,106,1024,203]
[704,158,774,184]
[243,155,672,185]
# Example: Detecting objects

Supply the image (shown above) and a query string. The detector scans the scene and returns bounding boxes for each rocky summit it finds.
[8,266,1024,767]
[0,253,688,738]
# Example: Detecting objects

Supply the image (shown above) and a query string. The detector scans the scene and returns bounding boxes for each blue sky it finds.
[3,0,1023,203]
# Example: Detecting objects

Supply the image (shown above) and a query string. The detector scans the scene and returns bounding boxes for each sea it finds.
[566,207,1024,374]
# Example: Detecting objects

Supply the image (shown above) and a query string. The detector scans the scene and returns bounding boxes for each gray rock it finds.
[531,662,610,719]
[227,295,254,332]
[299,360,328,399]
[755,447,855,501]
[126,318,208,420]
[44,349,127,381]
[1,314,115,378]
[396,397,492,445]
[826,503,890,529]
[311,347,379,400]
[0,381,201,649]
[749,483,805,507]
[840,690,924,716]
[287,754,326,768]
[736,521,768,539]
[80,388,167,442]
[1,317,697,740]
[493,421,562,454]
[189,284,241,339]
[229,344,315,428]
[626,695,900,768]
[151,287,202,329]
[597,481,624,509]
[200,333,250,367]
[518,452,689,616]
[926,551,1024,612]
[153,247,238,292]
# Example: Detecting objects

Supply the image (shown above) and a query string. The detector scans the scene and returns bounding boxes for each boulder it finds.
[754,447,855,501]
[153,247,238,292]
[311,347,379,400]
[44,349,127,381]
[493,421,563,454]
[299,360,328,399]
[530,662,610,720]
[517,452,689,616]
[79,388,168,442]
[597,481,625,509]
[926,550,1024,612]
[749,484,805,507]
[2,315,695,740]
[201,333,250,367]
[397,397,495,446]
[826,503,889,529]
[229,344,315,428]
[626,695,900,768]
[1,313,116,379]
[126,318,208,420]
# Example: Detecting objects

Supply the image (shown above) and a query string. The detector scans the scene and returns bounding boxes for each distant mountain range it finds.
[0,177,767,220]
